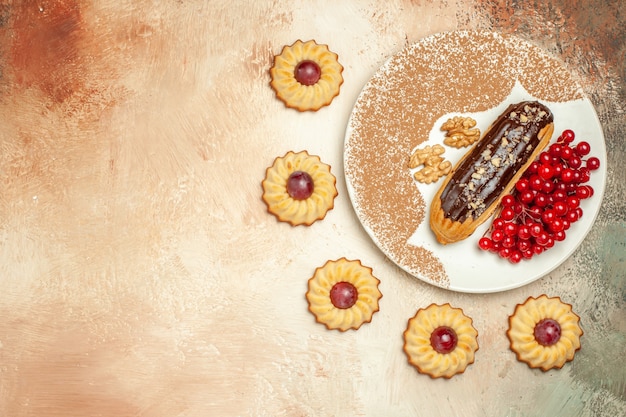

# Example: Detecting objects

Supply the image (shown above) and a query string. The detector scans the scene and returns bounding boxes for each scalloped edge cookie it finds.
[403,303,479,379]
[507,295,583,371]
[270,39,344,111]
[262,150,337,226]
[306,258,382,331]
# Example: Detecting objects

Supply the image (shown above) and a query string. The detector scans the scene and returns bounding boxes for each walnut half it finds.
[441,116,481,148]
[408,144,452,184]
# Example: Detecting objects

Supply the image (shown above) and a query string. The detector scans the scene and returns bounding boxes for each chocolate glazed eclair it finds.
[430,101,554,245]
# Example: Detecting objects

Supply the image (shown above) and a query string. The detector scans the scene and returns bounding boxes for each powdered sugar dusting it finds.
[345,30,584,289]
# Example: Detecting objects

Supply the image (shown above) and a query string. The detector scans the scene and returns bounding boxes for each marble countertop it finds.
[0,1,624,416]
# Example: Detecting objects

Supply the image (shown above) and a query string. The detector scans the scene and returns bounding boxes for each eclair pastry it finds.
[430,101,554,244]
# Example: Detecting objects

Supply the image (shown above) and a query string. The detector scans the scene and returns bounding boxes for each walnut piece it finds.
[408,144,451,184]
[414,159,452,184]
[408,144,446,169]
[441,116,481,148]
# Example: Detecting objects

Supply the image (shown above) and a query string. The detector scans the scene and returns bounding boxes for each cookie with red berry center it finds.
[403,303,479,379]
[306,258,382,331]
[270,40,344,111]
[262,150,337,226]
[507,295,583,371]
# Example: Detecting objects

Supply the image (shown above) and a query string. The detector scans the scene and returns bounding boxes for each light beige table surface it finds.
[0,1,624,416]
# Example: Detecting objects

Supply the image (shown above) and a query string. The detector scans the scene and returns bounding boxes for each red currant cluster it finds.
[478,129,600,263]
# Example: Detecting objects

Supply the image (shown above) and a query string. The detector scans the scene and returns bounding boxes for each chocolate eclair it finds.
[430,101,554,245]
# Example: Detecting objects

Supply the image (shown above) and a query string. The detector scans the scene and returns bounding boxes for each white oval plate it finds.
[344,31,607,293]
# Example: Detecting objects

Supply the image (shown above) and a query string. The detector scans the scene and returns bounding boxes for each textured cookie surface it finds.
[507,295,583,371]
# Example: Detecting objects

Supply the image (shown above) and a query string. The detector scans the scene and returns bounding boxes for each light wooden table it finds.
[0,1,623,416]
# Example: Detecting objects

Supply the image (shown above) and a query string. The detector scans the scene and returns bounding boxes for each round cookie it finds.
[262,150,337,226]
[507,295,583,371]
[403,303,479,378]
[270,39,343,111]
[306,258,382,331]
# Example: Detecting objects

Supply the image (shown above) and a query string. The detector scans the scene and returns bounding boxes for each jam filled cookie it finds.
[306,258,382,331]
[270,39,344,111]
[262,151,337,226]
[403,303,479,379]
[507,295,583,371]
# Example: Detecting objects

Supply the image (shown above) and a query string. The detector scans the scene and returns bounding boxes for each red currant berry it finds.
[561,129,575,144]
[535,232,550,246]
[527,205,543,220]
[530,175,544,191]
[586,157,600,171]
[491,229,505,243]
[516,178,530,193]
[552,190,567,202]
[529,223,543,238]
[430,326,458,354]
[549,143,562,157]
[553,201,568,217]
[527,161,540,175]
[294,60,321,86]
[534,318,561,346]
[566,209,580,223]
[330,281,358,309]
[578,167,591,183]
[541,209,556,224]
[502,235,517,249]
[568,156,582,169]
[560,146,574,160]
[520,190,536,204]
[508,250,523,264]
[541,180,555,194]
[554,230,567,241]
[578,185,593,199]
[539,153,552,165]
[561,168,576,183]
[287,171,314,200]
[478,237,492,251]
[576,141,591,156]
[503,222,518,236]
[517,225,531,240]
[575,207,584,219]
[567,196,581,209]
[549,218,565,233]
[500,207,516,221]
[534,193,550,207]
[552,163,563,178]
[538,164,554,180]
[501,194,516,207]
[517,239,531,251]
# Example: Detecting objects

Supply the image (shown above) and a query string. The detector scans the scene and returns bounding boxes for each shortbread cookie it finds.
[262,151,337,226]
[403,303,479,378]
[270,40,343,111]
[306,258,382,331]
[507,295,583,371]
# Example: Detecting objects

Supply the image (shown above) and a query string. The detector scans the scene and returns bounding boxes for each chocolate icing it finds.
[439,101,553,222]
